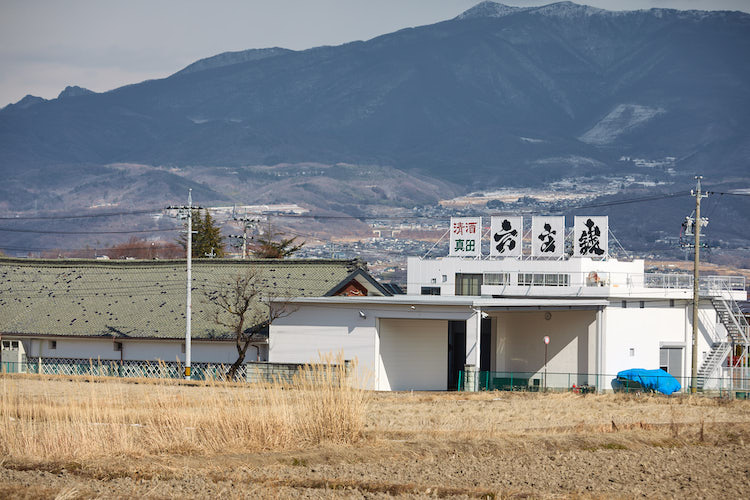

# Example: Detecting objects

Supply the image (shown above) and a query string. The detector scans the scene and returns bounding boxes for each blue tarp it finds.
[614,368,682,395]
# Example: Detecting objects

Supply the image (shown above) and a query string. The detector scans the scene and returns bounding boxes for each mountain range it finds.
[0,1,749,252]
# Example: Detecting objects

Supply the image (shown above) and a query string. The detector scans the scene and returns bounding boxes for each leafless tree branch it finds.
[203,269,297,379]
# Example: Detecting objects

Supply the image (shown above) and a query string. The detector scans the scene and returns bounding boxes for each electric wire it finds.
[0,208,164,220]
[0,227,179,235]
[708,191,750,197]
[0,190,696,225]
[0,189,744,256]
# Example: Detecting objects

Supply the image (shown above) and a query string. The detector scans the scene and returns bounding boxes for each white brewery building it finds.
[271,216,748,392]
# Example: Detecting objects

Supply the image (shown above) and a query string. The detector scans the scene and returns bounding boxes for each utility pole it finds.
[228,207,258,259]
[690,176,708,393]
[167,189,202,380]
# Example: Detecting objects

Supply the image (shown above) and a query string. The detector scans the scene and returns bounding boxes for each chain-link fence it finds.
[0,357,353,385]
[1,358,243,380]
[458,369,750,397]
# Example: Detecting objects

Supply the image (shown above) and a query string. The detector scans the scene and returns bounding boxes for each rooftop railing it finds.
[479,271,745,291]
[643,273,746,291]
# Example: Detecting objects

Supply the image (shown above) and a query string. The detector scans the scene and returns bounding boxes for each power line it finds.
[268,191,692,220]
[0,208,164,220]
[556,191,690,211]
[0,191,690,225]
[708,191,750,197]
[0,227,178,235]
[0,190,729,242]
[0,243,182,252]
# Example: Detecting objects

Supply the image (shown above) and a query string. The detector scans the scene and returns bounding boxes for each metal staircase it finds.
[697,295,749,389]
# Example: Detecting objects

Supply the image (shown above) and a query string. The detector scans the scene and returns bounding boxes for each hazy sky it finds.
[1,0,748,107]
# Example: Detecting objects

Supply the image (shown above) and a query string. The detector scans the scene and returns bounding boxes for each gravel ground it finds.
[2,429,749,499]
[2,390,750,499]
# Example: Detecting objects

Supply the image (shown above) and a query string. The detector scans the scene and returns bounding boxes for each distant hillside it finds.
[173,47,293,76]
[1,1,749,201]
[57,86,94,99]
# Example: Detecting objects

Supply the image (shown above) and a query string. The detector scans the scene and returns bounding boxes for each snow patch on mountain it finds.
[174,47,293,76]
[532,2,611,18]
[457,1,750,22]
[579,104,666,145]
[531,155,607,169]
[519,136,546,144]
[458,1,622,20]
[456,1,527,19]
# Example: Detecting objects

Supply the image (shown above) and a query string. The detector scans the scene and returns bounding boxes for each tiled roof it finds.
[0,258,365,340]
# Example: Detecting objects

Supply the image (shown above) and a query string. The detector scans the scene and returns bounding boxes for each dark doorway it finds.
[480,317,492,372]
[447,320,466,390]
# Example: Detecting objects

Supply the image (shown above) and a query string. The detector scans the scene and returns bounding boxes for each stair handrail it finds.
[715,280,749,344]
[697,342,730,385]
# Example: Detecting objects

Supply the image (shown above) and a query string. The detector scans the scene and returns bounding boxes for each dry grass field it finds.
[2,369,750,499]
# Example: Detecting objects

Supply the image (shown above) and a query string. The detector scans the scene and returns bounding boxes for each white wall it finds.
[271,304,379,388]
[603,300,693,381]
[17,337,249,364]
[493,310,596,386]
[406,256,745,302]
[271,302,475,390]
[378,319,447,391]
[407,256,645,297]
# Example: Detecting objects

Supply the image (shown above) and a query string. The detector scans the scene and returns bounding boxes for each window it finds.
[420,286,441,296]
[639,301,645,309]
[455,273,483,296]
[484,272,510,286]
[518,273,570,286]
[48,340,57,350]
[2,340,19,350]
[621,300,627,309]
[629,348,635,357]
[669,299,675,308]
[114,342,123,352]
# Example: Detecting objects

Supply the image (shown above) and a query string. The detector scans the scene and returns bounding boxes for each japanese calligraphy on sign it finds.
[449,217,482,257]
[573,216,608,258]
[531,216,564,257]
[490,216,522,257]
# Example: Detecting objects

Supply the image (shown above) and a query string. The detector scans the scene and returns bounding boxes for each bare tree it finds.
[204,269,295,380]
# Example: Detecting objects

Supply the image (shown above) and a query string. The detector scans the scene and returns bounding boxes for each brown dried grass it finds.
[363,390,750,443]
[0,355,368,461]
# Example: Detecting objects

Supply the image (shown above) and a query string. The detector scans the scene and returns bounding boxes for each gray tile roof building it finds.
[0,258,380,341]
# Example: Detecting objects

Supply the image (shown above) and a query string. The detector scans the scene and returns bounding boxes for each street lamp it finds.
[543,335,550,392]
[728,333,735,399]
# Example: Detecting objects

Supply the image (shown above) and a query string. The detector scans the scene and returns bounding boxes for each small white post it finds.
[543,335,550,392]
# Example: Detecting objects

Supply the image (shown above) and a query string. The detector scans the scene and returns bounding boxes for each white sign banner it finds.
[490,216,523,257]
[449,217,482,257]
[531,216,564,257]
[574,216,608,257]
